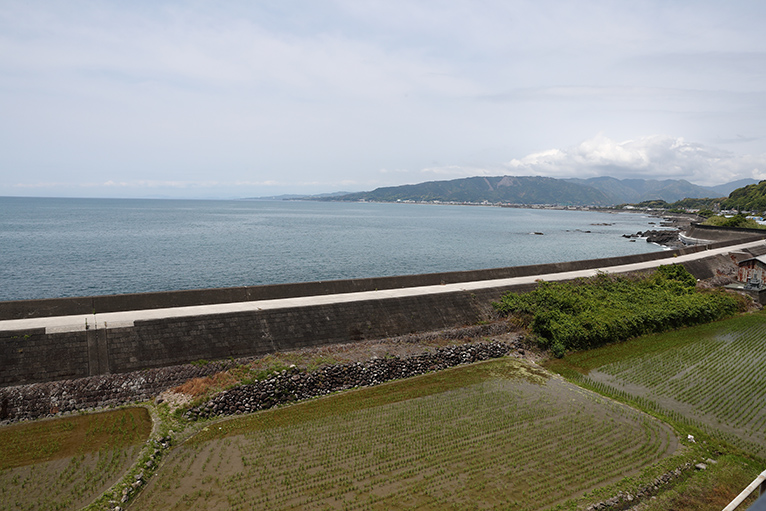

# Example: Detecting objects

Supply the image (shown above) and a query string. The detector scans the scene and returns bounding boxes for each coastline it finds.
[0,199,669,302]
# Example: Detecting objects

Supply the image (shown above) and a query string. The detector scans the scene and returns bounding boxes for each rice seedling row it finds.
[0,408,152,511]
[553,312,766,455]
[134,359,676,510]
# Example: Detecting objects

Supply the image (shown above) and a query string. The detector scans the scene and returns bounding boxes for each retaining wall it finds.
[685,224,766,242]
[2,227,765,387]
[0,286,525,387]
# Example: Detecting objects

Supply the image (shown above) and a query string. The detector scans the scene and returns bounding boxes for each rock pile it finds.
[116,435,173,507]
[0,360,235,423]
[0,322,521,424]
[185,341,514,421]
[623,230,681,247]
[586,462,695,510]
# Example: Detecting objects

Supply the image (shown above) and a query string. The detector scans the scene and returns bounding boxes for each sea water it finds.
[0,197,667,301]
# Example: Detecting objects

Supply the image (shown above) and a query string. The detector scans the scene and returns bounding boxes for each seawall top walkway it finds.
[2,238,764,335]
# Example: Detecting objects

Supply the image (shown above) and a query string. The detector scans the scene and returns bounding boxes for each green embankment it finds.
[702,213,765,229]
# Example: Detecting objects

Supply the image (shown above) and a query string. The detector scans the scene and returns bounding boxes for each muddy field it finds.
[134,359,678,511]
[0,408,152,511]
[580,312,766,456]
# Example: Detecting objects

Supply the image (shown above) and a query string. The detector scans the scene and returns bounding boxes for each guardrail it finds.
[723,469,766,510]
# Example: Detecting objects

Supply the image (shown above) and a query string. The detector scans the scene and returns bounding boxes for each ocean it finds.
[0,197,667,301]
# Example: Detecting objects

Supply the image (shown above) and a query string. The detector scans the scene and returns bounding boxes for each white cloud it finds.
[407,135,766,187]
[2,2,766,198]
[420,165,498,177]
[506,135,766,186]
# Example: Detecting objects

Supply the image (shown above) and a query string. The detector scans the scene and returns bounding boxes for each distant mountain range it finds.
[244,191,352,201]
[324,176,759,206]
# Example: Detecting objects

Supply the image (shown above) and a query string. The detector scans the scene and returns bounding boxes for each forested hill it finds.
[329,175,751,206]
[722,180,766,211]
[565,176,731,204]
[335,176,611,206]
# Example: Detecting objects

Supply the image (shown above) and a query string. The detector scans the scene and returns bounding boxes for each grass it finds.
[133,358,678,511]
[633,455,761,511]
[542,310,766,509]
[544,310,766,456]
[190,356,550,443]
[5,309,766,510]
[0,407,151,469]
[0,407,151,511]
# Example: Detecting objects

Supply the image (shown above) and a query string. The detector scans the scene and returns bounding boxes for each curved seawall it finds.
[2,230,766,387]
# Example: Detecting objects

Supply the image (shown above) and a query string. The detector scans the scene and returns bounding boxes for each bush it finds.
[492,265,745,357]
[703,214,763,229]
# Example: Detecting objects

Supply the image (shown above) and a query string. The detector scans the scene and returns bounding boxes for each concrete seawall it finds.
[4,232,764,321]
[2,287,512,386]
[2,231,766,387]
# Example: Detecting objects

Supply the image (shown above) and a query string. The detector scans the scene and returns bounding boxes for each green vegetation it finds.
[634,199,670,209]
[636,456,761,511]
[0,408,151,511]
[134,358,677,511]
[703,213,764,229]
[541,311,766,509]
[670,197,724,211]
[546,311,766,456]
[722,180,766,212]
[623,180,766,215]
[492,265,746,357]
[0,407,151,469]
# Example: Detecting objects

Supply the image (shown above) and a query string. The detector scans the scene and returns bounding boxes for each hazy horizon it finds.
[0,173,756,202]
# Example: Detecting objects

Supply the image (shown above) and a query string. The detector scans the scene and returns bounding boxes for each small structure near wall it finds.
[737,256,766,287]
[726,255,766,304]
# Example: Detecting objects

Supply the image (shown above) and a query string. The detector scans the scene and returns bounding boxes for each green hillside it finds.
[328,175,744,206]
[722,180,766,212]
[567,176,722,203]
[336,176,612,206]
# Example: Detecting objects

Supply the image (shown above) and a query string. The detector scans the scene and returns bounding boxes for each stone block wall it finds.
[1,286,516,386]
[0,328,90,385]
[104,288,505,374]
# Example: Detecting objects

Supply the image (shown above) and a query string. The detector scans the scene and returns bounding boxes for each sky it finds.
[1,0,766,199]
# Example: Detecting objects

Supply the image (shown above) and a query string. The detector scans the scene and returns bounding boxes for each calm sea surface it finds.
[0,197,667,301]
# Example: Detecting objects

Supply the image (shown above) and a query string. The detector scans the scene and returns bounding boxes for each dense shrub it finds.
[492,265,746,357]
[703,214,763,229]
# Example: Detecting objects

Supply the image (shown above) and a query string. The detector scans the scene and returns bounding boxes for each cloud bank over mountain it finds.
[506,135,766,186]
[422,135,766,188]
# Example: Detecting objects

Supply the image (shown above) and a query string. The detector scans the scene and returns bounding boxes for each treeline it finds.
[627,180,766,214]
[492,265,747,357]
